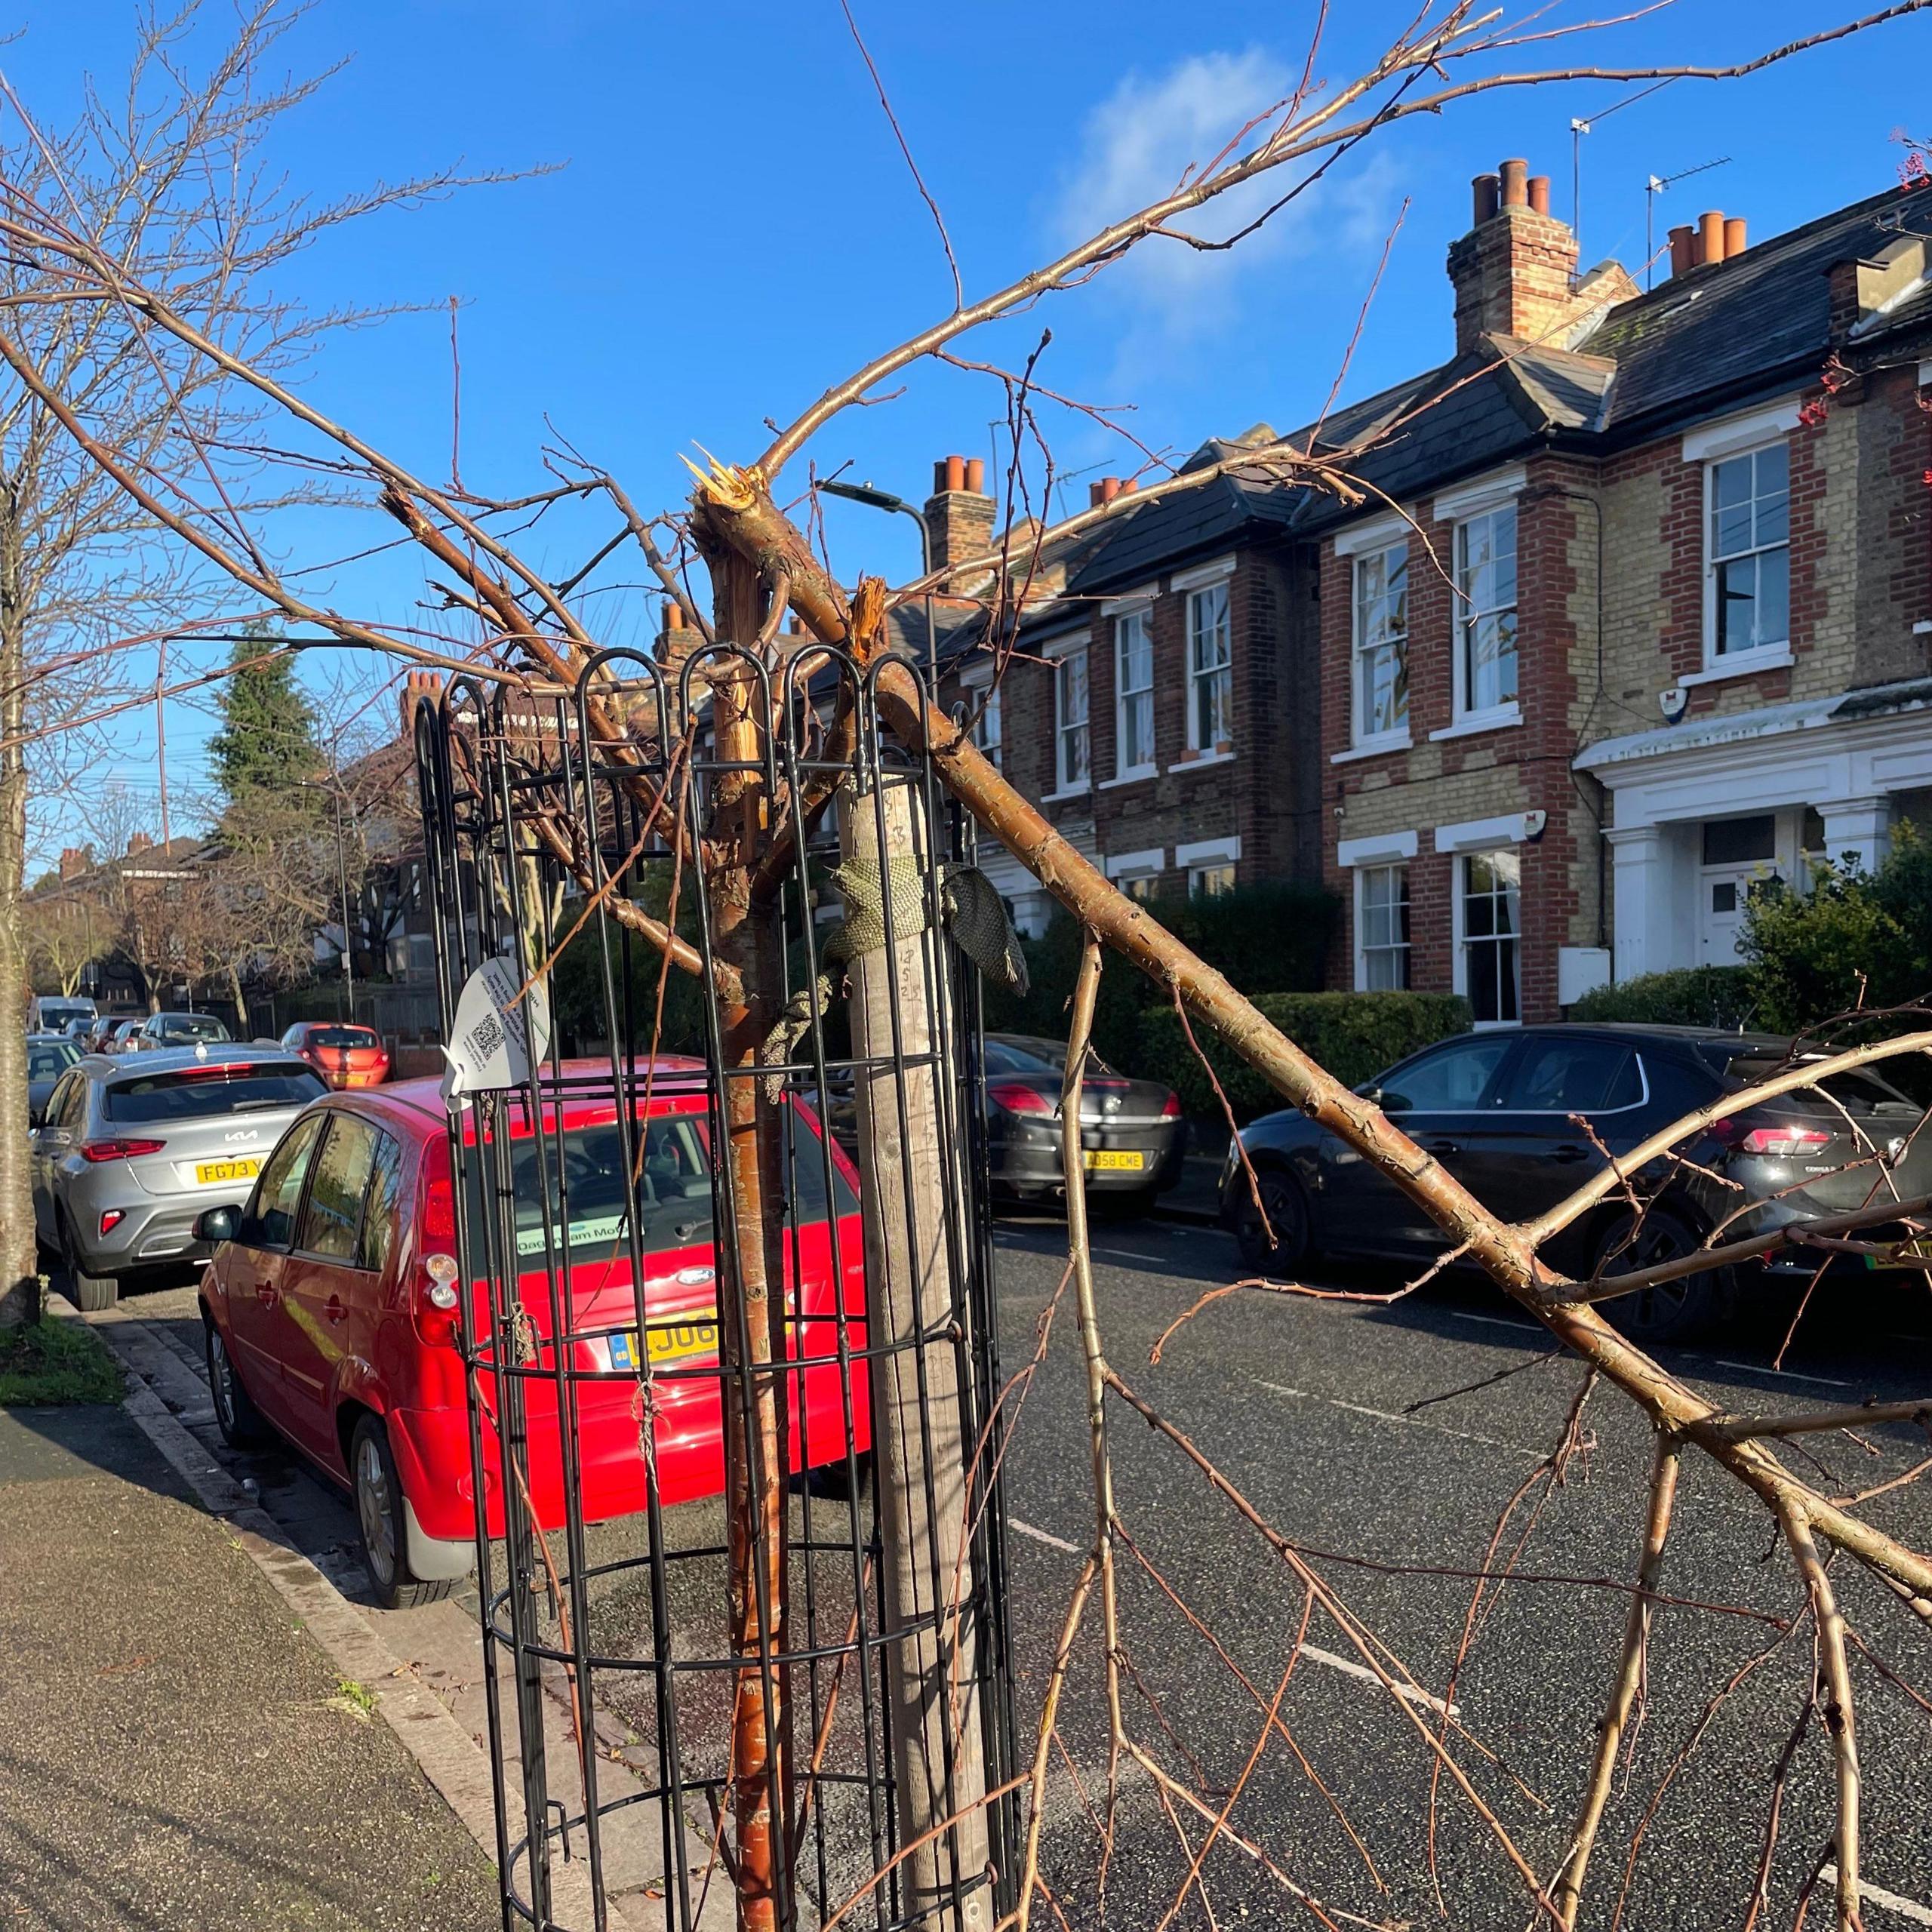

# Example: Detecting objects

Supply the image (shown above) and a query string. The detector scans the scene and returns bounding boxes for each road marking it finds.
[1445,1311,1538,1333]
[1297,1644,1460,1719]
[1255,1380,1540,1458]
[1713,1360,1854,1389]
[1008,1516,1081,1555]
[1094,1246,1168,1264]
[1823,1867,1932,1926]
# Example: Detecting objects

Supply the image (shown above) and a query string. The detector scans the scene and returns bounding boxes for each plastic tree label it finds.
[441,955,552,1109]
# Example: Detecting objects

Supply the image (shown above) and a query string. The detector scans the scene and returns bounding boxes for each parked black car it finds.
[1220,1023,1931,1342]
[25,1034,80,1122]
[983,1033,1186,1212]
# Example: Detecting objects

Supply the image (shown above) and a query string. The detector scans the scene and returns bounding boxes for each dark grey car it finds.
[29,1045,325,1309]
[1221,1023,1932,1342]
[25,1035,79,1121]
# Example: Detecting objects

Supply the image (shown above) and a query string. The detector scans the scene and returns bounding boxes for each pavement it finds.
[0,1392,500,1931]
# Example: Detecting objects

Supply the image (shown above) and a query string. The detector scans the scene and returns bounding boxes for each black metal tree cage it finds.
[412,646,1019,1932]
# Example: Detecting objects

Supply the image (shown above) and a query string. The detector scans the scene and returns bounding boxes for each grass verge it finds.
[0,1313,125,1406]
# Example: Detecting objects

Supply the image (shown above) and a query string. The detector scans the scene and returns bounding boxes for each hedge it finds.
[1568,966,1756,1030]
[983,881,1340,1072]
[1137,991,1472,1122]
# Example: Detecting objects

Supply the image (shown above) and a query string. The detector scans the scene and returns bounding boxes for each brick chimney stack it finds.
[922,454,995,586]
[1447,158,1632,352]
[398,666,443,736]
[57,846,87,882]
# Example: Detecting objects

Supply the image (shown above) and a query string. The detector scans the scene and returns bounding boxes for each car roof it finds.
[368,1054,712,1130]
[1509,1022,1794,1056]
[89,1043,308,1079]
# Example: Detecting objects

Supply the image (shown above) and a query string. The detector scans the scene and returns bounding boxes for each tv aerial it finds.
[1644,156,1732,288]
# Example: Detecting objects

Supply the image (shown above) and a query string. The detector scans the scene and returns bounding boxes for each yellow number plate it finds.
[609,1314,718,1373]
[195,1158,261,1185]
[1084,1149,1146,1171]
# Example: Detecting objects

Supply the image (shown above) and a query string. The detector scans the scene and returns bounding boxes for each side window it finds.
[1379,1038,1513,1114]
[296,1115,383,1263]
[1497,1039,1641,1114]
[245,1114,325,1250]
[356,1131,408,1275]
[57,1072,91,1134]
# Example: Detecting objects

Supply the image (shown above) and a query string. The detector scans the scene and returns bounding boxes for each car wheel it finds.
[1235,1167,1312,1275]
[350,1414,453,1611]
[60,1217,118,1312]
[1591,1206,1725,1346]
[203,1311,268,1447]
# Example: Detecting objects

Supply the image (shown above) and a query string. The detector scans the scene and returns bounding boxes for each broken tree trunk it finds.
[838,771,992,1932]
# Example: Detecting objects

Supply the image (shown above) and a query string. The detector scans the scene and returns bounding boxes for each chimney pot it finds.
[1527,175,1551,217]
[1499,158,1529,208]
[1668,225,1695,277]
[943,453,966,494]
[1698,210,1725,266]
[664,598,685,630]
[1472,173,1500,224]
[1088,476,1122,509]
[1724,216,1747,260]
[964,456,985,494]
[933,458,949,494]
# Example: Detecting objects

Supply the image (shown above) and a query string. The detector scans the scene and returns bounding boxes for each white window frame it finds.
[958,672,1001,769]
[1355,861,1412,991]
[1177,834,1239,900]
[1112,608,1156,781]
[1453,848,1523,1029]
[1350,537,1410,750]
[1104,847,1165,903]
[1048,638,1091,797]
[1701,438,1792,672]
[1451,503,1520,728]
[1184,582,1234,756]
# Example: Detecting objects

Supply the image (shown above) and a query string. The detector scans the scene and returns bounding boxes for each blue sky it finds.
[11,0,1930,864]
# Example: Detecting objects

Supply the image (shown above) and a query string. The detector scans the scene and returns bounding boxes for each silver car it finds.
[30,1044,325,1309]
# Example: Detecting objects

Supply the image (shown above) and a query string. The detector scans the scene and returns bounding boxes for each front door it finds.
[222,1112,326,1407]
[1699,814,1780,964]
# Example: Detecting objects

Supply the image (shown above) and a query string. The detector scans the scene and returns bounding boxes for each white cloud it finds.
[1051,49,1398,339]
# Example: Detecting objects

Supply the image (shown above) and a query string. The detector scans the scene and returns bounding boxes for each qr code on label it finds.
[466,1008,506,1063]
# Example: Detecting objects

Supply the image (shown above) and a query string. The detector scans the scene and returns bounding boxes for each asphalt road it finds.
[95,1216,1932,1932]
[989,1210,1932,1931]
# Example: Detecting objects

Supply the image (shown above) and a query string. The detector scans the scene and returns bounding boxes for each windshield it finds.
[105,1063,325,1123]
[157,1014,231,1041]
[307,1026,380,1049]
[28,1043,78,1081]
[463,1103,857,1260]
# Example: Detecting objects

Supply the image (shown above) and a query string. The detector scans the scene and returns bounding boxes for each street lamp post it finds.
[818,478,937,681]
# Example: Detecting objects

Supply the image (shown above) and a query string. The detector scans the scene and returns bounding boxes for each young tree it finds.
[208,623,325,801]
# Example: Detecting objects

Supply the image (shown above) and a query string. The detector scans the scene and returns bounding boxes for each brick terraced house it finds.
[935,161,1932,1024]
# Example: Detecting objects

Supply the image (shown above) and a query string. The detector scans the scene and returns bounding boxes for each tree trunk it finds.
[226,960,250,1038]
[0,478,38,1327]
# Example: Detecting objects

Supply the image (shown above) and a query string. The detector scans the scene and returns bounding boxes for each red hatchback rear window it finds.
[307,1026,380,1049]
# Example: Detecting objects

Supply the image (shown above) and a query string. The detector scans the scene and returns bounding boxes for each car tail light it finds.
[80,1137,165,1162]
[1161,1091,1183,1119]
[98,1210,125,1237]
[987,1081,1054,1117]
[415,1250,463,1347]
[422,1174,457,1242]
[1715,1119,1833,1158]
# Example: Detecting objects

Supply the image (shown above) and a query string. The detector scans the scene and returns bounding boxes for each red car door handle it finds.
[325,1294,346,1326]
[253,1280,276,1308]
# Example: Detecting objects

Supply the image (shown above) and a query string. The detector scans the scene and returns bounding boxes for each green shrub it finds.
[983,881,1340,1073]
[1137,991,1472,1121]
[1569,966,1756,1029]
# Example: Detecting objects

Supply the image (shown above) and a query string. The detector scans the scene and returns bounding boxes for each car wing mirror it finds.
[194,1205,240,1244]
[1355,1083,1385,1107]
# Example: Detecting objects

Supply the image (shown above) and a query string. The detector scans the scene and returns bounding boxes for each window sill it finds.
[1681,648,1793,687]
[1167,749,1236,774]
[1100,767,1159,790]
[1331,733,1412,765]
[1429,706,1522,743]
[1039,783,1093,804]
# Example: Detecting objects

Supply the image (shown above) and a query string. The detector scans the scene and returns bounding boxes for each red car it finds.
[280,1020,392,1090]
[195,1059,871,1607]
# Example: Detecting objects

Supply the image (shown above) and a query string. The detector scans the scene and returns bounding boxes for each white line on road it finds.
[1822,1866,1932,1927]
[1297,1644,1460,1719]
[1445,1311,1538,1333]
[1094,1247,1169,1265]
[1008,1517,1081,1555]
[1713,1360,1854,1389]
[1255,1380,1541,1458]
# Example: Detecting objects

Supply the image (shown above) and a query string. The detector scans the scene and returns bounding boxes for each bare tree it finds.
[3,3,1930,1927]
[0,0,521,1323]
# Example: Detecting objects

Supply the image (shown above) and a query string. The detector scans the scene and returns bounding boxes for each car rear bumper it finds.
[386,1358,873,1543]
[989,1121,1186,1198]
[68,1192,221,1275]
